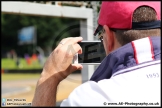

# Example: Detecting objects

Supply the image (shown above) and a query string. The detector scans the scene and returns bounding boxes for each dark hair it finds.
[115,6,160,46]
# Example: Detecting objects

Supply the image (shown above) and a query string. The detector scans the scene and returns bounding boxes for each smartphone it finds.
[73,41,106,65]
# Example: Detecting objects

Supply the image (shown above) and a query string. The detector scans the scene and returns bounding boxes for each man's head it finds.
[94,2,161,55]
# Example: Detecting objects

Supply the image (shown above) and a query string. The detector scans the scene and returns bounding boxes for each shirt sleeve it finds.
[60,81,109,106]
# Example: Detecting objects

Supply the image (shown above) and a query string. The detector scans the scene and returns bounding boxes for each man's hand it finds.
[32,37,83,106]
[43,37,83,81]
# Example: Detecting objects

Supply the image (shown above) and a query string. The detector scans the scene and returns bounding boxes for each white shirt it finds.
[60,60,161,106]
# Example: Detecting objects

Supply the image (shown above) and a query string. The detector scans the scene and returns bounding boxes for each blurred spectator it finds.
[24,54,31,65]
[7,51,11,58]
[32,53,37,65]
[38,54,44,66]
[16,57,20,68]
[10,49,17,60]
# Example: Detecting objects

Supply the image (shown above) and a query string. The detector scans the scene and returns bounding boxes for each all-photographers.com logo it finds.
[2,98,6,106]
[2,102,6,106]
[2,98,6,103]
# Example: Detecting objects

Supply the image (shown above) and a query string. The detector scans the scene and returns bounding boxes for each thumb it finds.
[70,64,83,72]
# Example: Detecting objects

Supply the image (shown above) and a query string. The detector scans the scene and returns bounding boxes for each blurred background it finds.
[1,1,101,106]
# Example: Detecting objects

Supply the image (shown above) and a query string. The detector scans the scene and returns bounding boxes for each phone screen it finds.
[77,41,106,64]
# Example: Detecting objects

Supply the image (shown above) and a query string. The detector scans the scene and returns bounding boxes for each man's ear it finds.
[103,25,115,52]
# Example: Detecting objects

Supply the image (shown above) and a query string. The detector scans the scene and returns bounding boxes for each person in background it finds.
[38,53,44,66]
[24,54,31,65]
[16,57,20,68]
[32,1,161,106]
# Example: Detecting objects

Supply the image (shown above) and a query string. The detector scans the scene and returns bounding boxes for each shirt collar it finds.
[90,36,161,82]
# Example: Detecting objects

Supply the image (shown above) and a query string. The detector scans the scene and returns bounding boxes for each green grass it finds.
[1,73,41,81]
[1,58,43,70]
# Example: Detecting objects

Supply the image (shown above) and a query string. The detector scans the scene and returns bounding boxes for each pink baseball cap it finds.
[94,1,161,36]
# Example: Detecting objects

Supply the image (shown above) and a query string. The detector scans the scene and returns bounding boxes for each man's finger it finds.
[73,43,82,54]
[63,43,82,58]
[57,37,82,49]
[64,37,83,45]
[57,37,73,48]
[71,64,83,72]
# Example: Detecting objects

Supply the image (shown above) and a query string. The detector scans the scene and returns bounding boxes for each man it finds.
[32,1,161,106]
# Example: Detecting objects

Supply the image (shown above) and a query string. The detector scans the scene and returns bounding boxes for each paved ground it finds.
[2,73,82,107]
[2,86,31,97]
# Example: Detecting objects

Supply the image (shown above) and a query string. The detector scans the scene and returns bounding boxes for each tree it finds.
[1,1,102,57]
[1,13,80,57]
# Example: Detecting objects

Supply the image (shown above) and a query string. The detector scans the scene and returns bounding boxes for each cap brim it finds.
[94,25,103,36]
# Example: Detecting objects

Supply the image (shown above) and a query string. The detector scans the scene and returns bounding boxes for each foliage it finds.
[1,13,80,57]
[1,1,102,57]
